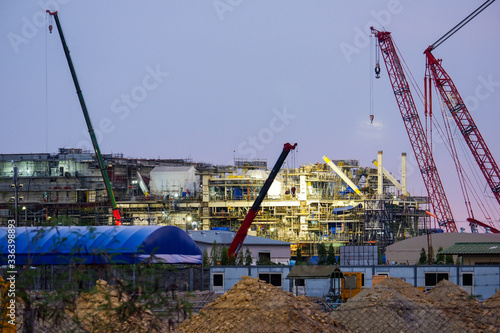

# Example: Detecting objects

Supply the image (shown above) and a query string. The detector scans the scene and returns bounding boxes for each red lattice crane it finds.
[423,0,500,232]
[371,27,457,232]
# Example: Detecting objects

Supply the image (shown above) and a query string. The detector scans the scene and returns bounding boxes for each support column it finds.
[401,153,407,196]
[377,151,383,197]
[202,174,210,230]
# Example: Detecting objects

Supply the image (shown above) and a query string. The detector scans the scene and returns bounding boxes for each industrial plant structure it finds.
[1,148,429,257]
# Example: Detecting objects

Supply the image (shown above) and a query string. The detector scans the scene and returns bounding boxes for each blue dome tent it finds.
[0,226,202,265]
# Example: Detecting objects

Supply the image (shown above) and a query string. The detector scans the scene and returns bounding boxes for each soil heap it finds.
[484,288,500,310]
[330,277,499,333]
[330,277,446,332]
[67,279,165,333]
[178,276,349,333]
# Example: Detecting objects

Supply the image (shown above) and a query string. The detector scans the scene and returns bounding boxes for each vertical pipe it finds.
[401,153,407,196]
[377,151,383,197]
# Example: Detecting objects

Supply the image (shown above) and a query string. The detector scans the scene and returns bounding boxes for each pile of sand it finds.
[330,277,499,333]
[330,277,447,332]
[178,276,349,333]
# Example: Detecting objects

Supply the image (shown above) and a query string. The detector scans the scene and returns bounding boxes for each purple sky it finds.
[1,1,500,229]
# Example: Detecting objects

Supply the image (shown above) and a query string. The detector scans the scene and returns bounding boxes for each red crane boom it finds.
[422,0,500,233]
[228,143,297,259]
[371,27,457,232]
[424,49,500,206]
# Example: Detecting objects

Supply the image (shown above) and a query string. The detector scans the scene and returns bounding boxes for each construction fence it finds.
[2,270,500,332]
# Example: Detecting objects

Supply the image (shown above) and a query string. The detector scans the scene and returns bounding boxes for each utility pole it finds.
[13,166,18,227]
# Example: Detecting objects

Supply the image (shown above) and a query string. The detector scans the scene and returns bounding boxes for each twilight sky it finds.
[1,1,499,228]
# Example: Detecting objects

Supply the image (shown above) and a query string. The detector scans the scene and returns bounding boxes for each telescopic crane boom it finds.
[46,11,122,226]
[228,143,297,259]
[371,27,457,232]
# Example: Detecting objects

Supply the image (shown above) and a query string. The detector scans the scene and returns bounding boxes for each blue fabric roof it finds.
[0,226,202,265]
[332,204,362,215]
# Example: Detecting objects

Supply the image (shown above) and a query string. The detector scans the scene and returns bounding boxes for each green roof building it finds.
[440,242,500,265]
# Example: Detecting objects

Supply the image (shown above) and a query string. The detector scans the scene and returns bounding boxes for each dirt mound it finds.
[330,279,447,333]
[374,277,427,302]
[483,288,500,328]
[425,279,492,332]
[426,279,474,305]
[331,277,499,333]
[67,279,165,333]
[484,288,500,308]
[178,276,349,333]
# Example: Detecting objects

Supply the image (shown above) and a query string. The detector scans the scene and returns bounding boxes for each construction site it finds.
[1,2,500,332]
[2,3,500,256]
[0,147,429,257]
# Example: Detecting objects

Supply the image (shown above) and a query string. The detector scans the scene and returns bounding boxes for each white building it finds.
[189,230,291,265]
[149,166,199,198]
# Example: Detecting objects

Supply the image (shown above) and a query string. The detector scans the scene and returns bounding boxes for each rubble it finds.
[178,276,349,332]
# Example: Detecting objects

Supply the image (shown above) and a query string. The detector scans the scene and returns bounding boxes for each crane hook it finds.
[370,114,374,124]
[375,63,380,79]
[49,24,53,33]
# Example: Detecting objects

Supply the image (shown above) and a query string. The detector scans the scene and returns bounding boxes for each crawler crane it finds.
[371,27,457,232]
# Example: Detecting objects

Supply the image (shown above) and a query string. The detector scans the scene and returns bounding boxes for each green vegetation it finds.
[317,243,327,265]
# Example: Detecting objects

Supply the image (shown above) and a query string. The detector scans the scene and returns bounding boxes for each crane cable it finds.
[369,35,375,124]
[431,86,498,228]
[436,88,474,219]
[45,14,51,153]
[430,0,496,50]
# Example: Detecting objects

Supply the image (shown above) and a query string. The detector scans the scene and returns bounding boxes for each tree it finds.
[228,253,236,266]
[202,249,209,267]
[428,246,435,265]
[220,246,229,266]
[445,254,454,265]
[318,243,327,265]
[296,248,304,265]
[235,251,244,266]
[244,248,253,266]
[418,248,427,265]
[326,244,336,265]
[210,241,220,266]
[378,247,384,265]
[436,246,445,264]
